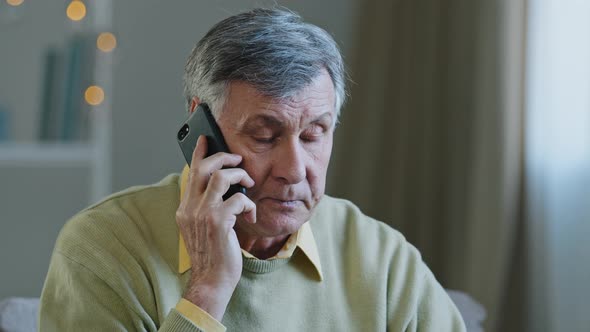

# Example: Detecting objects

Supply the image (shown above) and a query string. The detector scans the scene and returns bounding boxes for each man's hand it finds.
[175,135,256,320]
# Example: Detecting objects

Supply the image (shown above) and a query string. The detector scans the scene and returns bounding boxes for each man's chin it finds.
[245,203,310,236]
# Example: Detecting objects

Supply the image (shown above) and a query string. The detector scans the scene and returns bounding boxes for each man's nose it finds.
[272,137,306,184]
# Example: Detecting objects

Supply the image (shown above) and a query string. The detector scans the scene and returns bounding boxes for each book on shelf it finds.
[38,47,64,141]
[0,103,10,141]
[38,33,97,143]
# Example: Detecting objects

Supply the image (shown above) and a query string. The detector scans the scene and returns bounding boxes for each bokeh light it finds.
[84,86,105,106]
[6,0,24,6]
[97,32,117,52]
[66,1,86,21]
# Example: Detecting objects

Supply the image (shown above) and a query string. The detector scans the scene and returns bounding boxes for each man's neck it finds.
[236,232,291,260]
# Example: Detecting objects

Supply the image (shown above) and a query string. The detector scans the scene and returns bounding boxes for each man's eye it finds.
[253,136,275,144]
[301,135,321,142]
[301,126,325,142]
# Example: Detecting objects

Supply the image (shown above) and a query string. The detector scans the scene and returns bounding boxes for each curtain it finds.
[327,0,528,330]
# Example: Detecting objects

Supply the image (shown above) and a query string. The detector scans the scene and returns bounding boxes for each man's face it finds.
[216,70,336,237]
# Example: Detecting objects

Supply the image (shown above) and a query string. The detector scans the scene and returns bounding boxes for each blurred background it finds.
[1,0,589,331]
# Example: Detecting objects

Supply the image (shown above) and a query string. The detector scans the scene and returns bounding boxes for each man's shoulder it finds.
[312,195,410,255]
[85,173,181,216]
[311,195,428,293]
[314,195,405,236]
[53,173,181,263]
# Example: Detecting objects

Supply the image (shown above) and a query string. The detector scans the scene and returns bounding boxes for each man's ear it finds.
[189,97,202,114]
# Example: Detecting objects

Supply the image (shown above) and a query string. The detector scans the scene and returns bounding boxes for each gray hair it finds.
[183,8,347,120]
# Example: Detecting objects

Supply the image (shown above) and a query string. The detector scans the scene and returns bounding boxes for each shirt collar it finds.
[178,165,323,280]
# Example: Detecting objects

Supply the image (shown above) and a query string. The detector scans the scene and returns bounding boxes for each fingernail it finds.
[196,135,201,148]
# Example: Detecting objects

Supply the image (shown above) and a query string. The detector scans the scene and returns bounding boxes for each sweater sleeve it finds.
[383,231,466,332]
[405,270,467,332]
[38,251,205,332]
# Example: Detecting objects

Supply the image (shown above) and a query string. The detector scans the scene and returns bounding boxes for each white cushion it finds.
[0,297,39,332]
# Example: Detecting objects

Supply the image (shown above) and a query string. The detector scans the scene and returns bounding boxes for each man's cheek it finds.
[310,172,327,196]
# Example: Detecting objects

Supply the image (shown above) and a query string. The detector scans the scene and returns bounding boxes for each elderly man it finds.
[39,8,466,332]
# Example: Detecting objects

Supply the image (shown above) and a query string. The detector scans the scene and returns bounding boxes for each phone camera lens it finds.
[178,124,189,141]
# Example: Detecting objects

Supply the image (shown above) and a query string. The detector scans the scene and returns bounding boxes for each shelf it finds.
[0,142,95,167]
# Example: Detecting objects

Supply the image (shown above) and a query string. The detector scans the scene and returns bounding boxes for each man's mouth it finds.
[264,198,302,208]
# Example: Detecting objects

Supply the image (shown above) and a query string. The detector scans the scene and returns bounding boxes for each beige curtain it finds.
[327,1,528,331]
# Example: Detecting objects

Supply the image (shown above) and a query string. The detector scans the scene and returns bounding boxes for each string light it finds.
[66,0,86,22]
[6,0,24,6]
[85,86,104,106]
[97,33,117,52]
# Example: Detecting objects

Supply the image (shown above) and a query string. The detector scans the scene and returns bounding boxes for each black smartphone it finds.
[177,103,246,200]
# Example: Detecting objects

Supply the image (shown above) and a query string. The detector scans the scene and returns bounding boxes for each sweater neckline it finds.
[242,255,292,274]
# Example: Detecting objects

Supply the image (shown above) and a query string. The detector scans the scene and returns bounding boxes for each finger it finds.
[193,153,243,196]
[222,193,256,224]
[191,135,208,168]
[198,151,243,177]
[188,136,242,195]
[186,135,209,194]
[202,168,255,202]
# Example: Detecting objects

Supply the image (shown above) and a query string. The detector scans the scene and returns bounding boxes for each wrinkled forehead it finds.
[221,71,336,128]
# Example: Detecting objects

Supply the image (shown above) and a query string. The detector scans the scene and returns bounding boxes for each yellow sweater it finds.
[39,173,466,331]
